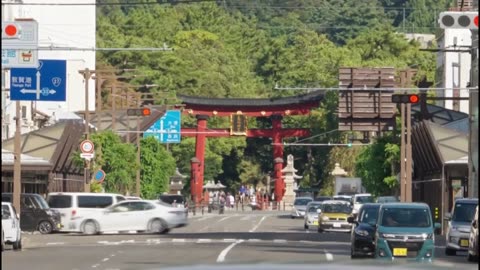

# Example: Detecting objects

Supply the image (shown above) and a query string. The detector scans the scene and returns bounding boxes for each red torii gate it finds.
[176,91,325,204]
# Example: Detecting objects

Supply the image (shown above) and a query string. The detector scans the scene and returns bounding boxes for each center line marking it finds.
[249,216,267,232]
[102,258,110,262]
[216,240,244,263]
[324,249,334,261]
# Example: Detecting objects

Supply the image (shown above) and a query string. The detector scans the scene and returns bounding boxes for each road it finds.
[2,210,478,270]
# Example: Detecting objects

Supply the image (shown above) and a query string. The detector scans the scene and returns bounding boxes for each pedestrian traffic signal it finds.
[438,11,478,29]
[127,107,151,116]
[2,23,20,39]
[391,94,420,104]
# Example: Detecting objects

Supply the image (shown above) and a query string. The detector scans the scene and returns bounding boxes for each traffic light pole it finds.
[400,103,406,202]
[406,103,412,202]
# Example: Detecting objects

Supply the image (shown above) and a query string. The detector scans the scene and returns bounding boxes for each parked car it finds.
[125,196,141,200]
[317,200,352,233]
[468,205,479,262]
[2,193,62,234]
[351,193,374,215]
[74,200,188,235]
[375,203,441,261]
[445,198,478,256]
[313,196,331,202]
[304,201,324,229]
[348,203,381,258]
[376,196,399,204]
[47,192,126,232]
[2,202,22,251]
[290,197,313,219]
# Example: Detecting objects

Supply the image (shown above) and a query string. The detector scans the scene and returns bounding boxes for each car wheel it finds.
[467,252,478,262]
[291,216,295,219]
[82,220,98,235]
[38,221,53,234]
[149,219,167,234]
[304,223,309,230]
[12,238,21,250]
[445,248,456,256]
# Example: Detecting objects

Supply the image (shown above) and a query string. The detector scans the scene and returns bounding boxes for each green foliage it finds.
[140,137,176,199]
[90,131,137,195]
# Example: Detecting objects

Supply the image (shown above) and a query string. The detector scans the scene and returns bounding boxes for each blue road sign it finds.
[144,110,181,143]
[94,169,106,182]
[10,59,67,101]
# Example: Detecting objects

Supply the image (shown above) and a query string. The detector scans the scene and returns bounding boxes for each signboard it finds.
[94,170,106,183]
[10,59,67,101]
[230,114,247,135]
[2,20,39,68]
[80,140,94,153]
[80,153,94,160]
[144,110,181,143]
[2,49,38,68]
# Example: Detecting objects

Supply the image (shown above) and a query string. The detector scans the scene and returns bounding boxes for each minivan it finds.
[375,203,441,262]
[47,192,126,232]
[445,198,478,256]
[1,193,62,234]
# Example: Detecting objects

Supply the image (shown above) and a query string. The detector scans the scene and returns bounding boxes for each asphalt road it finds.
[2,210,478,270]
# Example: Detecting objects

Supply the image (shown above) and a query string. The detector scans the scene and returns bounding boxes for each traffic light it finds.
[2,23,21,39]
[127,107,151,116]
[438,11,478,29]
[391,94,420,104]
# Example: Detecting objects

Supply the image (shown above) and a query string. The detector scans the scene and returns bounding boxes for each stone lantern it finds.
[169,168,186,195]
[281,154,302,210]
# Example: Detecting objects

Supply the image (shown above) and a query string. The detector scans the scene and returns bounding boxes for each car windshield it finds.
[294,198,312,206]
[355,196,373,204]
[2,205,11,219]
[323,203,351,214]
[359,206,379,224]
[452,202,477,223]
[307,204,323,213]
[381,207,431,227]
[32,196,50,209]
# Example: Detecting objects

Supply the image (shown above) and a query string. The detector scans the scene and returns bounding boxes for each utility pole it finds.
[136,94,141,197]
[79,68,94,192]
[400,103,406,202]
[13,100,21,214]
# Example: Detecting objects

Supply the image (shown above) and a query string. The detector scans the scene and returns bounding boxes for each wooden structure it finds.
[338,67,397,132]
[176,91,326,204]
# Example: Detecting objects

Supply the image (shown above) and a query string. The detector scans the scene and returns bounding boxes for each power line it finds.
[274,86,479,92]
[1,0,218,6]
[3,46,173,51]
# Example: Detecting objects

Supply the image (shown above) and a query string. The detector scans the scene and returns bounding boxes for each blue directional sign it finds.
[10,59,67,101]
[144,110,181,143]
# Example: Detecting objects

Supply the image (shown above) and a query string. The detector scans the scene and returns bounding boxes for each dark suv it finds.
[1,193,62,234]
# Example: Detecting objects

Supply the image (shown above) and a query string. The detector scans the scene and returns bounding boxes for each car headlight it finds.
[355,229,369,237]
[421,233,433,240]
[322,216,329,221]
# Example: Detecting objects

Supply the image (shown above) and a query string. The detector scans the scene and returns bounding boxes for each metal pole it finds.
[126,92,130,143]
[112,85,116,131]
[136,94,141,197]
[13,101,21,214]
[96,75,102,131]
[406,103,412,202]
[441,164,445,235]
[80,68,92,192]
[400,103,406,202]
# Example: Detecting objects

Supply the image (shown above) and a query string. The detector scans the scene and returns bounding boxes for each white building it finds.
[435,28,472,115]
[2,0,96,140]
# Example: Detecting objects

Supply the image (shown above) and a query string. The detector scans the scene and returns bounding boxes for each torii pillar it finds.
[272,115,285,202]
[192,115,208,204]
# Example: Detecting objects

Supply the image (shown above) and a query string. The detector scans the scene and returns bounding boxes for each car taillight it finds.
[72,209,77,216]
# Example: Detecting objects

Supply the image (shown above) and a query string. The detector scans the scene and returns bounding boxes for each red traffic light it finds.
[475,15,479,27]
[5,24,17,36]
[409,94,419,103]
[391,94,420,104]
[142,108,151,116]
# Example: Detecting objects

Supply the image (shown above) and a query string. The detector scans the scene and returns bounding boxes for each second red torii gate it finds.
[176,91,326,204]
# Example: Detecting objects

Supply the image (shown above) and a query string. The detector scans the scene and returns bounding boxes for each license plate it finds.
[313,221,318,225]
[460,239,469,247]
[333,223,341,228]
[393,248,408,257]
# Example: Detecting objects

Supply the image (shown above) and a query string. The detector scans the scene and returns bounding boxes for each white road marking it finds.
[249,216,267,232]
[216,240,244,263]
[196,239,212,243]
[219,216,235,222]
[223,239,236,242]
[46,242,65,245]
[273,239,287,243]
[91,264,100,268]
[324,249,334,261]
[247,239,261,242]
[172,238,186,242]
[102,258,110,262]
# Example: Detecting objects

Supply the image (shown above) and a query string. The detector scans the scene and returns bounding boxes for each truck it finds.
[334,177,366,196]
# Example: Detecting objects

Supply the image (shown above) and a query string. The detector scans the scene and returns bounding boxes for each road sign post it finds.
[144,110,181,143]
[10,59,67,101]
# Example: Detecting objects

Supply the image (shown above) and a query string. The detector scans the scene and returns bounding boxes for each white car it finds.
[74,200,188,235]
[304,202,323,229]
[351,193,373,215]
[2,202,22,251]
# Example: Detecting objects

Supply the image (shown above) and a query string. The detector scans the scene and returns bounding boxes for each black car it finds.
[347,203,381,258]
[1,193,62,234]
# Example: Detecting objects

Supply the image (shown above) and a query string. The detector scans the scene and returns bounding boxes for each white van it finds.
[47,192,126,232]
[351,193,374,215]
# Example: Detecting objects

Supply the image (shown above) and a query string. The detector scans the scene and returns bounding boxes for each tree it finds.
[140,137,176,199]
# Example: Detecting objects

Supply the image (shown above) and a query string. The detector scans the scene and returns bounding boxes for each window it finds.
[2,205,11,219]
[1,195,12,203]
[323,203,352,214]
[48,195,72,208]
[116,196,126,202]
[294,198,312,206]
[129,202,155,211]
[381,208,431,227]
[452,203,477,223]
[360,207,379,224]
[77,196,113,208]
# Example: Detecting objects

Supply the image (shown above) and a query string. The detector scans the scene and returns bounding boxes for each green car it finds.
[375,203,441,262]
